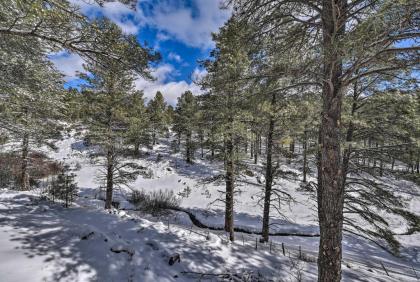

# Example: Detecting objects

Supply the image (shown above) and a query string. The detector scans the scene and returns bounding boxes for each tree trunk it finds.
[104,145,114,209]
[211,141,215,160]
[245,139,248,154]
[363,139,367,166]
[20,132,30,190]
[200,133,204,159]
[261,94,275,242]
[317,1,347,281]
[254,133,258,164]
[303,130,308,183]
[289,139,295,153]
[152,130,156,146]
[250,135,254,159]
[186,131,192,164]
[379,143,384,177]
[225,136,235,241]
[134,142,140,157]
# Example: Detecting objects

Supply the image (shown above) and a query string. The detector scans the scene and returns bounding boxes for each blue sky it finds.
[51,0,231,105]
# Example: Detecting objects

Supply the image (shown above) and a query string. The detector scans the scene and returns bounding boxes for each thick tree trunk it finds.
[225,136,235,241]
[20,133,30,190]
[317,1,347,281]
[261,97,275,242]
[303,130,308,183]
[104,145,114,209]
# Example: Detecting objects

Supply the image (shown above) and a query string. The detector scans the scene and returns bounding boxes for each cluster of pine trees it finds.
[0,1,158,204]
[196,1,419,281]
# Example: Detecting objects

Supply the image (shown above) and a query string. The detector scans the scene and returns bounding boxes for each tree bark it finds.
[250,134,254,159]
[261,93,276,242]
[317,1,347,281]
[20,132,30,191]
[134,142,140,156]
[303,130,308,183]
[200,132,204,159]
[104,145,114,209]
[254,133,258,164]
[186,131,192,163]
[225,136,235,241]
[152,130,156,146]
[289,139,295,153]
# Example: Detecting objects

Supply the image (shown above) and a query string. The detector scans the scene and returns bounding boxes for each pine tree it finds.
[126,90,150,156]
[174,91,199,163]
[0,37,65,190]
[80,19,156,209]
[147,91,168,145]
[201,17,251,241]
[49,165,78,208]
[229,1,418,279]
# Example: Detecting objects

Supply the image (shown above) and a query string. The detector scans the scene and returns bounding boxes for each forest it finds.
[0,0,419,281]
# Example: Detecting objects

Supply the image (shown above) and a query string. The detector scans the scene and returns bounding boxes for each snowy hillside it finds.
[1,130,419,282]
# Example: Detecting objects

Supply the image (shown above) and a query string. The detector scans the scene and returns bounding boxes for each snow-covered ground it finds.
[0,129,419,281]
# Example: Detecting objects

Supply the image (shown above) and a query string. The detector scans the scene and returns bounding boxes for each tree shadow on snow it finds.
[0,192,298,281]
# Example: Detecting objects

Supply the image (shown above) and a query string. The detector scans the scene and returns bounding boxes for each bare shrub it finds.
[0,152,62,188]
[130,189,181,215]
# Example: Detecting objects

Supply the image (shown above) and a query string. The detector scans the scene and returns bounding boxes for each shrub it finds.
[130,189,180,215]
[48,165,78,207]
[0,152,62,189]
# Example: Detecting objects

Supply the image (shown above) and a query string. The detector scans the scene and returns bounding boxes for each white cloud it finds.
[49,51,85,81]
[192,67,207,82]
[70,0,231,48]
[70,0,140,34]
[135,64,202,106]
[168,52,182,62]
[101,2,140,34]
[156,32,170,41]
[139,0,231,49]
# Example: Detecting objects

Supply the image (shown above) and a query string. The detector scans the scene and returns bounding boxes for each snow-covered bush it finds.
[130,189,180,214]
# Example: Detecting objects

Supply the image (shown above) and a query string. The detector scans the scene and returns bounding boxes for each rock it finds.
[244,169,254,177]
[145,240,159,251]
[110,245,135,257]
[168,253,181,265]
[257,175,265,184]
[81,231,94,240]
[166,167,173,171]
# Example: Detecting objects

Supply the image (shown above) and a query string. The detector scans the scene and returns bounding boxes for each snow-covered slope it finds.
[0,130,419,281]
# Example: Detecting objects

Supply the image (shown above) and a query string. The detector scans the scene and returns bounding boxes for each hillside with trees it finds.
[0,0,419,281]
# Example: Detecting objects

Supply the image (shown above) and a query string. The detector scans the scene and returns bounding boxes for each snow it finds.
[0,129,419,281]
